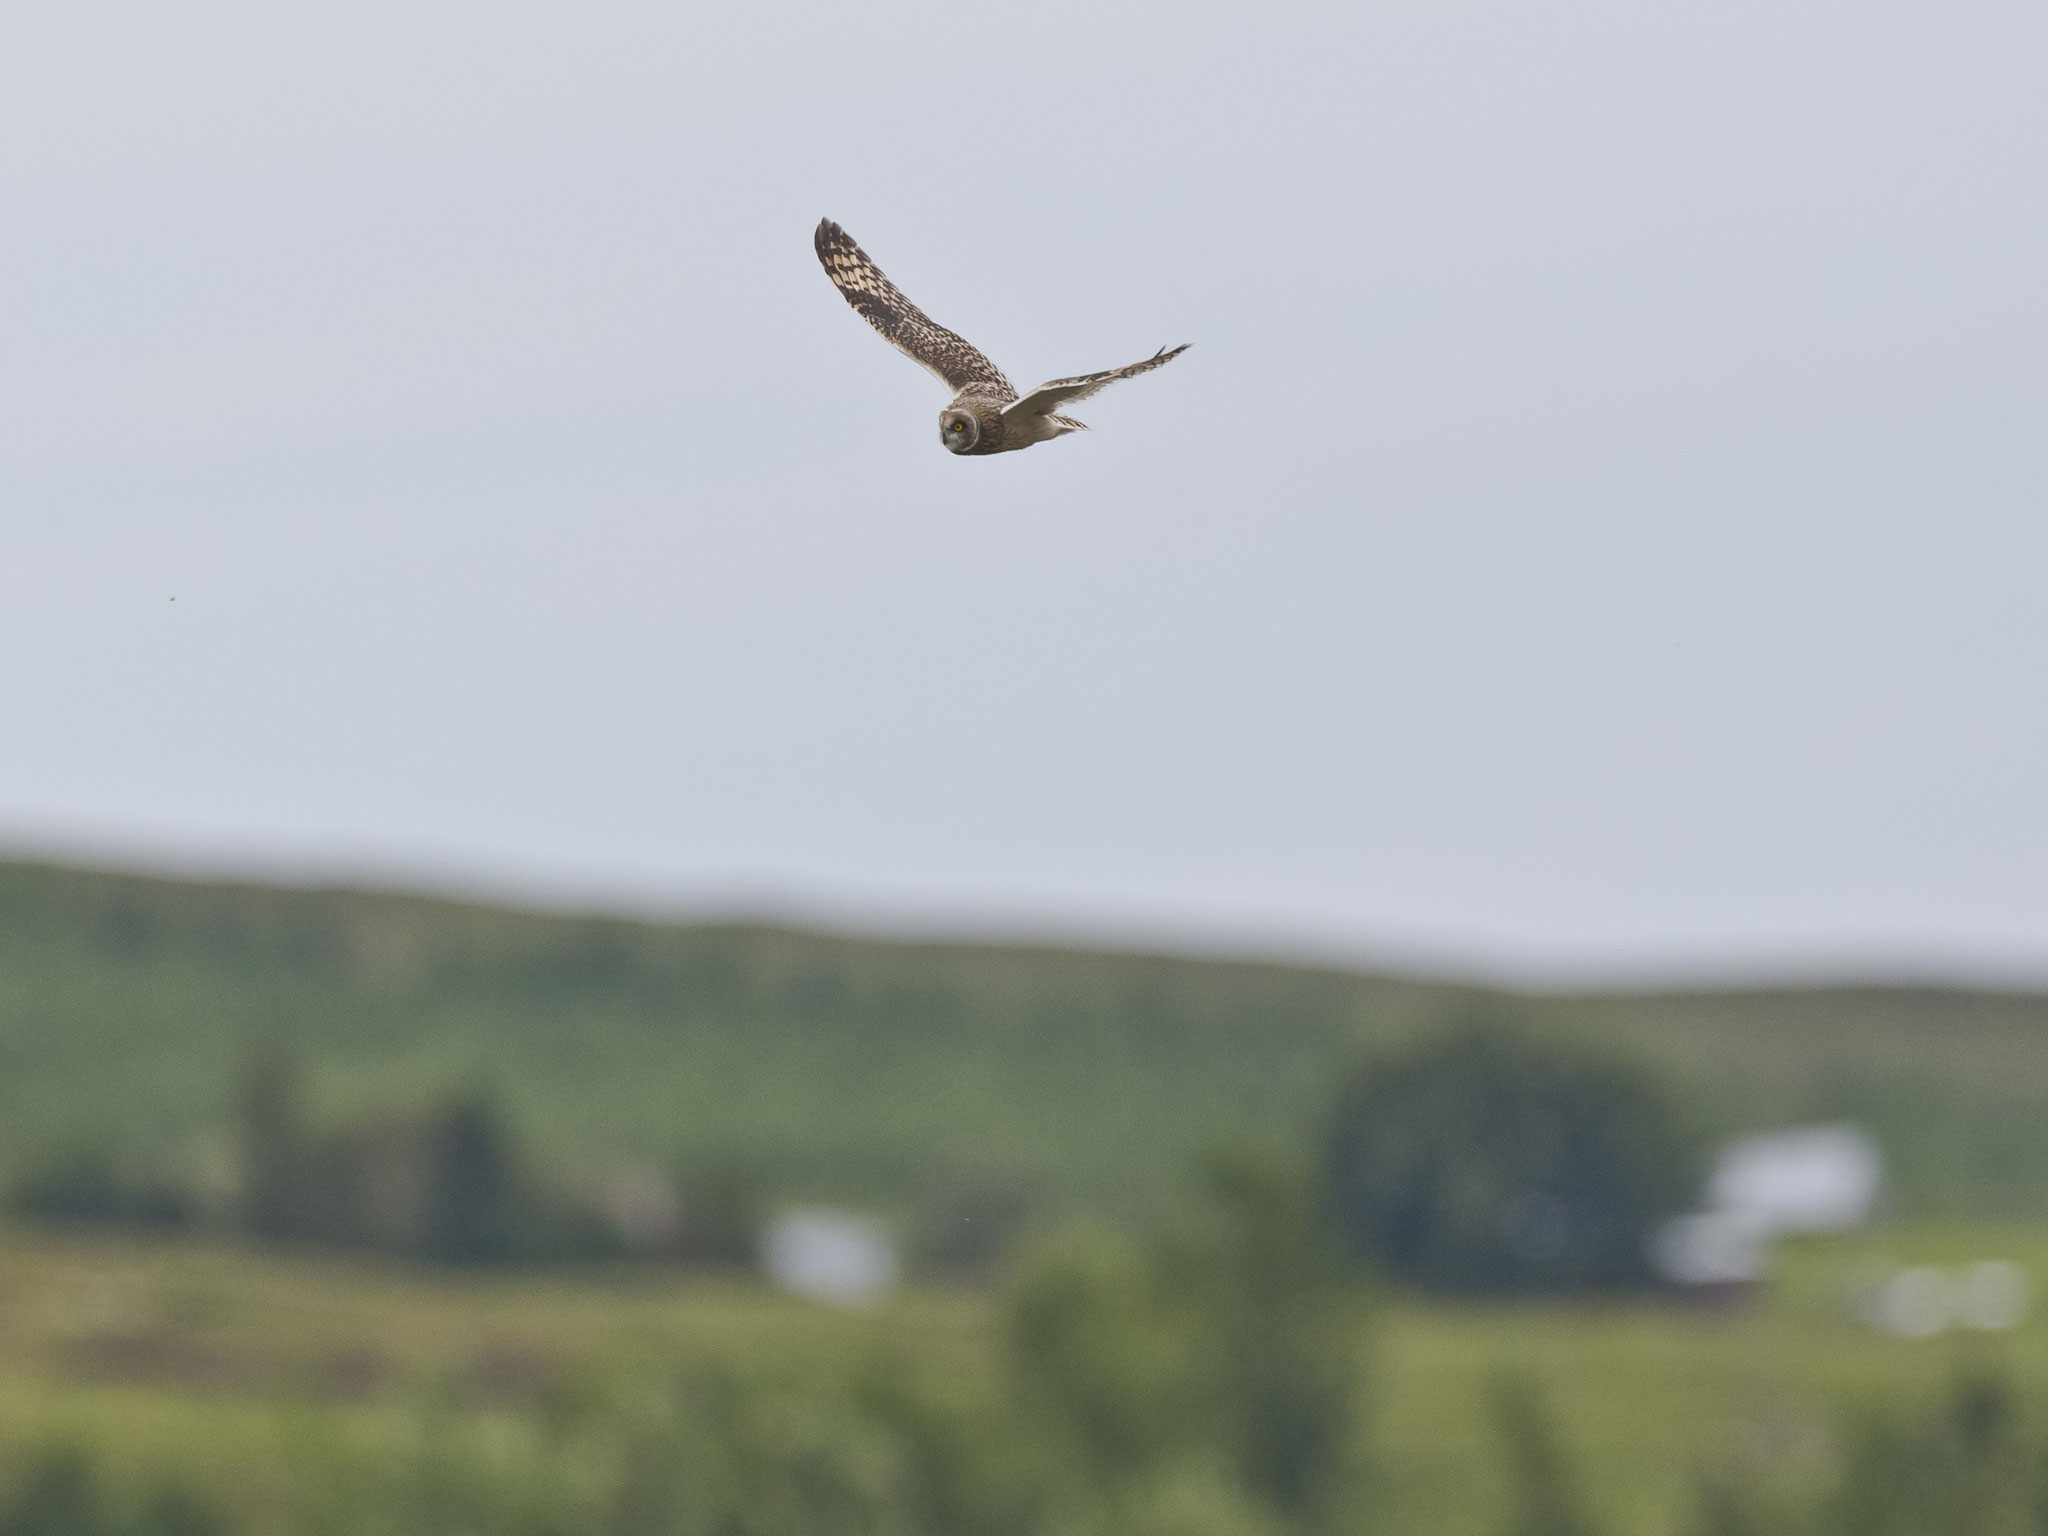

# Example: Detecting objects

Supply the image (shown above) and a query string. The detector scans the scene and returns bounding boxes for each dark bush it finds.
[0,1447,230,1536]
[0,1445,113,1536]
[1321,1015,1700,1295]
[912,1181,1031,1276]
[420,1090,531,1266]
[671,1160,762,1268]
[237,1038,310,1242]
[1008,1141,1369,1525]
[10,1152,195,1233]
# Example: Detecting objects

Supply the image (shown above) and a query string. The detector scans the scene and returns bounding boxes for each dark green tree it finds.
[1007,1224,1198,1490]
[420,1089,527,1266]
[912,1180,1031,1276]
[673,1160,762,1268]
[1322,1016,1700,1295]
[239,1037,309,1241]
[132,1487,230,1536]
[9,1152,125,1227]
[1681,1474,1775,1536]
[0,1446,115,1536]
[9,1151,193,1232]
[1169,1145,1367,1520]
[1819,1372,2039,1536]
[1007,1143,1370,1532]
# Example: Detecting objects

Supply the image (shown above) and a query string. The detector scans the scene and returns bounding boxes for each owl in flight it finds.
[815,218,1188,456]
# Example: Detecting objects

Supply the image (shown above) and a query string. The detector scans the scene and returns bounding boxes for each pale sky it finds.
[2,1,2043,983]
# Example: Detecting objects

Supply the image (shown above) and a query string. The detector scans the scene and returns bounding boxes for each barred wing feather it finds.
[814,219,1014,397]
[1003,344,1191,420]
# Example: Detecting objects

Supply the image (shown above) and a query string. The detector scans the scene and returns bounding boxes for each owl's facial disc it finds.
[940,411,979,453]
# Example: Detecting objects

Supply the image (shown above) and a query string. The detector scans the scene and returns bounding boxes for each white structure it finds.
[1651,1210,1771,1288]
[1706,1125,1883,1233]
[1652,1123,1883,1289]
[762,1210,898,1307]
[1653,1126,2035,1331]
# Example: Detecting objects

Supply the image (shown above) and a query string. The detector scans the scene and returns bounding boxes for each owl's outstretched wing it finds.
[815,219,1014,397]
[1003,344,1190,422]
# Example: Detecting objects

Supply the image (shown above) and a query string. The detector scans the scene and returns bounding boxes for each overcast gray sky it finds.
[1,1,2042,983]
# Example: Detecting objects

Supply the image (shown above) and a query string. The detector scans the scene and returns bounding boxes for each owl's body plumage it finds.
[814,218,1187,456]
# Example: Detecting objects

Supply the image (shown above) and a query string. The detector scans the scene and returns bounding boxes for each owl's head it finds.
[939,408,981,454]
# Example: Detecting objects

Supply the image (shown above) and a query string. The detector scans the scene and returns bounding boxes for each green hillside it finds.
[0,856,2042,1217]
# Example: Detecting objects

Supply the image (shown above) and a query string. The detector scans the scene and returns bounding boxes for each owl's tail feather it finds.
[1050,415,1089,433]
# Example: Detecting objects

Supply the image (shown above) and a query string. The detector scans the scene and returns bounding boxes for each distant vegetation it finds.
[1323,1020,1704,1295]
[0,1148,1373,1536]
[1,1173,2043,1536]
[6,1013,1694,1301]
[9,1040,764,1271]
[3,854,2045,1535]
[1496,1368,2048,1536]
[0,856,2045,1225]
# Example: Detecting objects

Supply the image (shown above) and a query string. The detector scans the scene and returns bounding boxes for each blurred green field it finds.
[3,1223,2041,1536]
[5,855,2047,1533]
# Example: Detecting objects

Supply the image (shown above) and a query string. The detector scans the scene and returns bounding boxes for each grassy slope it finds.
[0,856,2043,1215]
[2,1224,2042,1536]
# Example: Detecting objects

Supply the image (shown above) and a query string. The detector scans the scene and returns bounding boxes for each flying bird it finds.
[815,218,1188,456]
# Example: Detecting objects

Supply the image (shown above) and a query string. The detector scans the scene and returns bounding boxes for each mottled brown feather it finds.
[814,220,1014,398]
